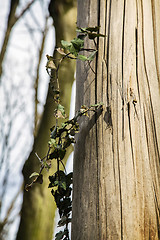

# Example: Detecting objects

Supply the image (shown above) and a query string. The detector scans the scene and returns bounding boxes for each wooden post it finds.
[72,0,160,239]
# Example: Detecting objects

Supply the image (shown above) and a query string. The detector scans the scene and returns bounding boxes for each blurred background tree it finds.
[0,0,76,239]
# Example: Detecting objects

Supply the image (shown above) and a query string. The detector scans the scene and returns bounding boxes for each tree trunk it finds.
[16,1,76,240]
[72,0,160,239]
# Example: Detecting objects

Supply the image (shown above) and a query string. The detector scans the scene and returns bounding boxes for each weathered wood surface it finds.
[72,0,160,239]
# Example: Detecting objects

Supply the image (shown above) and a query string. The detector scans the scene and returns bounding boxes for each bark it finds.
[16,1,76,240]
[72,0,160,239]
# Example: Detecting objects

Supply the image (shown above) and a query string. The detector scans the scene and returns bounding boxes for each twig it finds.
[15,0,37,21]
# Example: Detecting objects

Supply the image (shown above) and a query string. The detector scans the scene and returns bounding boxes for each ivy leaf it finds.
[61,40,72,50]
[79,105,89,116]
[71,38,84,52]
[61,40,76,56]
[49,150,58,160]
[49,146,66,160]
[58,216,67,227]
[46,55,57,70]
[63,206,72,216]
[77,26,100,33]
[63,136,74,149]
[77,26,105,39]
[52,190,62,206]
[87,50,97,61]
[59,198,72,213]
[58,216,72,227]
[59,148,66,160]
[29,172,39,178]
[76,27,88,33]
[48,138,57,147]
[56,47,66,56]
[55,231,66,240]
[57,104,65,117]
[60,181,67,191]
[86,26,100,32]
[78,50,97,62]
[49,171,67,188]
[56,110,65,119]
[78,54,88,61]
[77,34,87,40]
[61,38,84,57]
[46,60,57,69]
[64,187,72,197]
[88,32,105,39]
[66,172,73,185]
[45,160,52,170]
[56,104,66,118]
[90,102,104,108]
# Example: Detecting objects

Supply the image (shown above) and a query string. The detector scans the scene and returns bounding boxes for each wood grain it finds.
[72,0,160,239]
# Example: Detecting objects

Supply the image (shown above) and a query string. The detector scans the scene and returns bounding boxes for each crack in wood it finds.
[127,102,135,173]
[151,0,160,88]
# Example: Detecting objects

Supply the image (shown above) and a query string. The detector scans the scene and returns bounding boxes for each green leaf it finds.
[64,187,72,197]
[78,54,88,61]
[77,26,100,33]
[49,150,58,159]
[48,138,57,147]
[56,104,66,118]
[58,216,72,227]
[66,172,73,185]
[61,40,72,49]
[77,34,87,40]
[60,181,67,191]
[29,172,39,178]
[90,102,104,108]
[76,27,87,33]
[88,32,105,39]
[59,148,66,160]
[87,50,97,61]
[71,38,84,51]
[49,171,67,190]
[63,136,73,149]
[58,216,67,227]
[57,104,65,112]
[60,198,72,211]
[78,51,97,62]
[55,231,66,240]
[61,38,84,57]
[86,26,100,32]
[76,26,105,40]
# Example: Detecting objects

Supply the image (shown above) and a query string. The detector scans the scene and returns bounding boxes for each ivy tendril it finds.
[25,26,105,240]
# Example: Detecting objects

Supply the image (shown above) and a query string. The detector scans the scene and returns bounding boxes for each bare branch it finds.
[15,0,37,22]
[34,16,49,136]
[0,0,37,80]
[0,187,22,239]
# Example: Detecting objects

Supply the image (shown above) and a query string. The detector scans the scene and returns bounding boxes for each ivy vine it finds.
[25,26,105,240]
